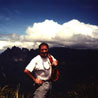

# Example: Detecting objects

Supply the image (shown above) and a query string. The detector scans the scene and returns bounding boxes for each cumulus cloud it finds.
[23,20,61,41]
[0,19,98,53]
[21,19,98,48]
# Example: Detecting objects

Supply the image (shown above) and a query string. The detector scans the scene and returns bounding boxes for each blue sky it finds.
[0,0,98,34]
[0,0,98,52]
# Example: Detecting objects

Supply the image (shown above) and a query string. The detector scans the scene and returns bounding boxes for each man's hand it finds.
[52,60,58,66]
[34,78,43,85]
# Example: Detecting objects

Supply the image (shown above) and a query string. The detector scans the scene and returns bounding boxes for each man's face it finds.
[40,45,48,58]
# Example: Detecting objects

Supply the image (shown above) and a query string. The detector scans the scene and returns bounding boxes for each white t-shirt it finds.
[25,55,56,81]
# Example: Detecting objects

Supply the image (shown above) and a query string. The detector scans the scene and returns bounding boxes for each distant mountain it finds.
[0,46,98,93]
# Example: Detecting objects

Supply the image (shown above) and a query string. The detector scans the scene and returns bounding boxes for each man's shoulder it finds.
[49,54,55,58]
[49,54,56,61]
[33,55,41,60]
[29,55,41,63]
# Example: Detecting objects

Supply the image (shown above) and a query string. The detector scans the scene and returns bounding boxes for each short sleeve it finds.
[25,57,37,72]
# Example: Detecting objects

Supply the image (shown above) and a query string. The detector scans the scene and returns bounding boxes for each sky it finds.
[0,0,98,52]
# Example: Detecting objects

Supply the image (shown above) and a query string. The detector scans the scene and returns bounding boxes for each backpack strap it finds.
[48,55,59,82]
[48,55,53,64]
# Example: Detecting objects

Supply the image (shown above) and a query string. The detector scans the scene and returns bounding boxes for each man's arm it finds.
[48,54,58,66]
[52,60,58,66]
[24,69,43,85]
[24,69,36,81]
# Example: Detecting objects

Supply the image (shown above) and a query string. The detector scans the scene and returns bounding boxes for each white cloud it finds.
[25,19,61,40]
[0,19,98,53]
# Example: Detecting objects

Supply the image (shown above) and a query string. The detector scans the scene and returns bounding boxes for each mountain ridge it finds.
[0,46,98,93]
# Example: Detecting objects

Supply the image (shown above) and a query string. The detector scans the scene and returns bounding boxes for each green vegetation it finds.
[0,85,15,98]
[0,82,98,98]
[0,85,24,98]
[67,82,98,98]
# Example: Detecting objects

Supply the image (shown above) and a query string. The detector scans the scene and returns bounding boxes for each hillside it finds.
[0,46,98,95]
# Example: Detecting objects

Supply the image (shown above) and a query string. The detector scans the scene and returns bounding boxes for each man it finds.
[24,42,58,98]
